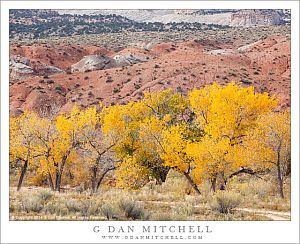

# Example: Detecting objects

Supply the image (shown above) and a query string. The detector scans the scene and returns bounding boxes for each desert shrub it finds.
[209,191,241,214]
[9,202,22,213]
[74,184,85,194]
[36,189,53,203]
[249,179,272,199]
[172,202,195,219]
[155,170,190,197]
[101,203,117,220]
[151,212,173,221]
[44,201,68,216]
[65,199,82,213]
[21,197,44,213]
[46,79,54,84]
[113,87,120,93]
[55,85,62,91]
[79,199,101,217]
[119,199,146,220]
[86,200,102,216]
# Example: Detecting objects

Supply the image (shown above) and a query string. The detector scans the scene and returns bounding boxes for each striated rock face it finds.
[10,57,34,79]
[71,55,116,73]
[230,10,281,27]
[71,53,149,73]
[9,55,63,80]
[113,53,148,66]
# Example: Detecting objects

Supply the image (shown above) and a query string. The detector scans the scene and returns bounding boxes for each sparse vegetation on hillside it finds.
[9,9,229,40]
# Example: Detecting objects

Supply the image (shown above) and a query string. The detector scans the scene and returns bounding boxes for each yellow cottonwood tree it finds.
[101,90,189,190]
[160,124,202,193]
[187,82,279,190]
[77,105,117,193]
[34,105,98,191]
[241,111,291,198]
[10,111,42,190]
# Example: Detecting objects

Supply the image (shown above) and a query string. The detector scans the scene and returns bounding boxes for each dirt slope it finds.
[9,35,290,116]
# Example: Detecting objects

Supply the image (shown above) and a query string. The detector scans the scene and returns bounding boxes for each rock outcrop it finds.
[9,55,63,79]
[113,53,148,66]
[71,55,116,73]
[10,57,34,79]
[230,10,281,27]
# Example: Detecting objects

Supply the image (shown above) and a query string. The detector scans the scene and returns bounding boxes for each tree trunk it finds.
[184,172,201,194]
[91,166,98,193]
[55,170,61,192]
[17,160,28,191]
[153,166,170,185]
[277,161,284,198]
[157,166,170,183]
[54,155,68,192]
[219,172,226,191]
[211,176,217,192]
[95,167,116,192]
[276,144,284,198]
[48,172,54,191]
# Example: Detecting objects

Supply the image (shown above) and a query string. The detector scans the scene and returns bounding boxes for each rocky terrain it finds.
[57,9,290,26]
[9,9,290,40]
[9,32,291,116]
[9,9,291,116]
[9,10,228,40]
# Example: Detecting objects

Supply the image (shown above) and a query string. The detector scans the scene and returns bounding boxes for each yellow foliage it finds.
[115,156,150,190]
[9,82,289,193]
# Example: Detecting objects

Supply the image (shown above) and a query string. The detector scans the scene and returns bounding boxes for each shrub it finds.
[101,203,117,220]
[119,199,146,220]
[44,201,68,216]
[241,79,253,85]
[210,191,241,214]
[151,212,173,221]
[9,202,22,213]
[55,85,62,91]
[86,200,102,216]
[113,87,120,93]
[74,184,85,193]
[65,199,82,213]
[172,202,195,217]
[36,189,53,203]
[106,76,113,83]
[46,79,54,84]
[79,199,101,217]
[22,197,43,213]
[249,179,272,199]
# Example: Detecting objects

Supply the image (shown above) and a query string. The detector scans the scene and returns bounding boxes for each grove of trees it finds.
[9,82,291,198]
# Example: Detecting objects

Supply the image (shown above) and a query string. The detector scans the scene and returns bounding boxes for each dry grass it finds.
[9,171,290,221]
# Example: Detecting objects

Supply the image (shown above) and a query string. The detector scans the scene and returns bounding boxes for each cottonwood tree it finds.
[101,90,189,189]
[77,106,117,193]
[160,124,202,194]
[243,111,291,198]
[10,111,42,190]
[187,82,278,191]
